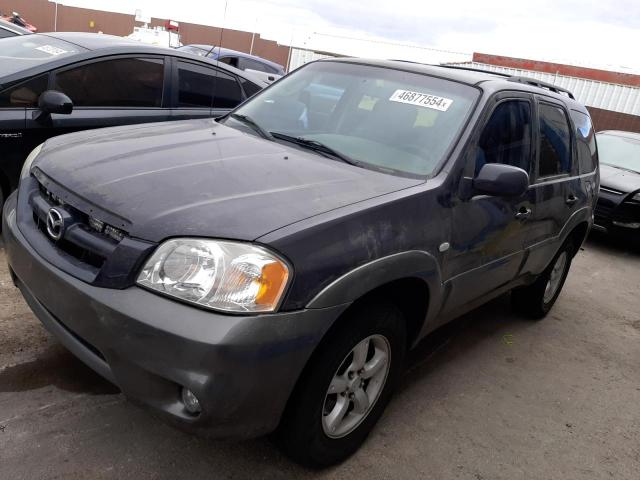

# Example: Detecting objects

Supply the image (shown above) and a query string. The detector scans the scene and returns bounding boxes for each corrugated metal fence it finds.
[451,62,640,116]
[288,48,336,71]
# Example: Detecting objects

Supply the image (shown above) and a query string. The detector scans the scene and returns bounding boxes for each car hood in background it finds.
[599,164,640,193]
[35,119,422,242]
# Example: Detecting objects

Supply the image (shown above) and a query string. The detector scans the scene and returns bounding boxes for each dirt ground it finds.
[0,233,638,480]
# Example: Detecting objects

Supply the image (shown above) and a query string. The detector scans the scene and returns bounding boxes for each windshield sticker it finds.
[389,89,453,112]
[35,45,68,56]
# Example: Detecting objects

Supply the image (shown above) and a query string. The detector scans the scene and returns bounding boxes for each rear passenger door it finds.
[521,97,584,275]
[25,55,171,144]
[170,59,245,121]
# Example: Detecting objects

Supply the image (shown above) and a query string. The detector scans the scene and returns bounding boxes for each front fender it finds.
[306,250,444,341]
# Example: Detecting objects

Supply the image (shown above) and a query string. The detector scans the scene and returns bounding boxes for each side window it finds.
[475,100,532,174]
[177,61,216,108]
[0,74,48,108]
[218,56,239,68]
[570,110,597,173]
[240,78,262,99]
[54,58,164,107]
[239,57,276,74]
[538,103,572,177]
[212,71,243,108]
[0,29,15,38]
[177,61,243,109]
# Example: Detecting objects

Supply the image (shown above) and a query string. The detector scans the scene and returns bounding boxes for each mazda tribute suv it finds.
[2,58,598,467]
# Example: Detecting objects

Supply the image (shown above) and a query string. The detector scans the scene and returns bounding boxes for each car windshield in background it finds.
[228,61,479,176]
[596,133,640,173]
[177,45,210,57]
[0,35,85,77]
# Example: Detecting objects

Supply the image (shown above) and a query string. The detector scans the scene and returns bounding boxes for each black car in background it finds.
[0,32,266,213]
[0,17,32,37]
[593,130,640,240]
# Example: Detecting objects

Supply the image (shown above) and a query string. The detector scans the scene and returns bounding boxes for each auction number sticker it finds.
[35,45,68,56]
[389,89,453,112]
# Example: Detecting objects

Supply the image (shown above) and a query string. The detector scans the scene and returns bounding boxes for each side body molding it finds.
[306,250,444,342]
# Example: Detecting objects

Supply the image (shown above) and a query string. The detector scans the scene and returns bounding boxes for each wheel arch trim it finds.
[306,251,444,343]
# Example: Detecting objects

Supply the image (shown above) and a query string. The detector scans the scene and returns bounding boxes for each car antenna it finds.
[209,0,228,119]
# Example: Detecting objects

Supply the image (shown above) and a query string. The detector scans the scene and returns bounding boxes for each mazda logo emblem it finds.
[46,208,65,241]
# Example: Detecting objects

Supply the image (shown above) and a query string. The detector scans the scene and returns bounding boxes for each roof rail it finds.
[507,76,575,99]
[437,65,576,99]
[436,64,512,78]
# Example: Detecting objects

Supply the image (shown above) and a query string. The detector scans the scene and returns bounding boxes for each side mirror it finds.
[473,163,529,197]
[38,90,73,115]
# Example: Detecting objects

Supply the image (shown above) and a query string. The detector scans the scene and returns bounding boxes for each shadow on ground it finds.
[0,342,119,395]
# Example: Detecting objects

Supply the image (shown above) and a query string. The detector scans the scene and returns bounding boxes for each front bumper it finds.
[594,191,640,240]
[2,191,347,439]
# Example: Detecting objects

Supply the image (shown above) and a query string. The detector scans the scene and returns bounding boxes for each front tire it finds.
[512,240,574,319]
[278,302,406,468]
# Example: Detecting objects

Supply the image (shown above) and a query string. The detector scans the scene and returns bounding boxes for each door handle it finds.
[566,194,577,206]
[515,207,532,220]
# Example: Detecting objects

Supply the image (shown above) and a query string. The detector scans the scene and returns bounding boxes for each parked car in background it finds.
[0,17,32,37]
[0,11,36,33]
[593,130,640,239]
[178,45,285,83]
[3,59,597,467]
[0,32,265,214]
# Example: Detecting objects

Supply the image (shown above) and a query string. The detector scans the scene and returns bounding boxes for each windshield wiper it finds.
[270,132,358,166]
[228,113,273,140]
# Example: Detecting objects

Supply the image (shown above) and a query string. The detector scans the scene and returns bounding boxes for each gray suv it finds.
[2,59,598,467]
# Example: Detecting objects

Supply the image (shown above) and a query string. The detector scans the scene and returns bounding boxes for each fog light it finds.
[181,388,202,414]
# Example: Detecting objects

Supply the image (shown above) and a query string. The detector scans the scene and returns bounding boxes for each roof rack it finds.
[390,62,576,99]
[436,65,575,99]
[436,64,512,78]
[507,76,575,99]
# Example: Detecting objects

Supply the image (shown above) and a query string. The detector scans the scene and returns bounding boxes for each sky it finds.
[57,0,640,73]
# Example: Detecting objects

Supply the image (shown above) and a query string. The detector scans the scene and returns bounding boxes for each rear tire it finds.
[277,301,406,468]
[512,240,574,319]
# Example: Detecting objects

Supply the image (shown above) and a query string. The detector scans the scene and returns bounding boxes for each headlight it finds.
[137,239,290,313]
[633,192,640,202]
[21,143,44,180]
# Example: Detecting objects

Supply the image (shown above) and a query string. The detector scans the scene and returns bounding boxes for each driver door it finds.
[442,93,536,315]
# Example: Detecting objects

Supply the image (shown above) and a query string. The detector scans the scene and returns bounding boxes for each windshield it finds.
[596,133,640,173]
[228,61,479,176]
[0,35,84,77]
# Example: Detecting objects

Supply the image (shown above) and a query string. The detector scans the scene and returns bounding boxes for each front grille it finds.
[31,183,126,269]
[20,171,157,289]
[33,212,106,268]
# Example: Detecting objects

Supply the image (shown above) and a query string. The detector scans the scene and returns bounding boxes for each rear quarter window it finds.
[537,103,572,177]
[570,110,597,174]
[0,74,48,108]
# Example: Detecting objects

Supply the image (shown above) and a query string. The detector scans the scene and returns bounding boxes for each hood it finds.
[599,163,640,194]
[36,119,422,242]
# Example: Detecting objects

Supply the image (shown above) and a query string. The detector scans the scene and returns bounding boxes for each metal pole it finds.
[249,31,255,55]
[54,2,58,32]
